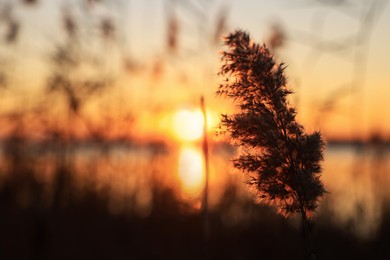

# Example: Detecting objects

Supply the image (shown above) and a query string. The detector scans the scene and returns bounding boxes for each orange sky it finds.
[1,0,390,141]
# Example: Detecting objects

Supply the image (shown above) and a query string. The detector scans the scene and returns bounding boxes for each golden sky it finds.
[1,0,390,141]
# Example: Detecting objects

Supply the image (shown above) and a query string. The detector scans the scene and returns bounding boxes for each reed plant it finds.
[217,30,326,259]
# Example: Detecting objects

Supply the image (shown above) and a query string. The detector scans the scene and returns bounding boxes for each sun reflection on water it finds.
[177,145,204,199]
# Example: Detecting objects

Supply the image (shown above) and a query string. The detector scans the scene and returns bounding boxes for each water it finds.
[1,140,389,240]
[320,143,390,239]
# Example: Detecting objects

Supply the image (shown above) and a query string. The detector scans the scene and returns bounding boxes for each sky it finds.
[1,0,390,141]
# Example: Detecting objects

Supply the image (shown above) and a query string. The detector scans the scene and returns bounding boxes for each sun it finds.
[173,109,204,142]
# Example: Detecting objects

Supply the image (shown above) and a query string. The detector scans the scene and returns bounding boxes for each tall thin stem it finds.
[201,96,210,258]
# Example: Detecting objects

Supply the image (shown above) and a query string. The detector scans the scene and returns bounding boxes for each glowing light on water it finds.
[177,146,204,197]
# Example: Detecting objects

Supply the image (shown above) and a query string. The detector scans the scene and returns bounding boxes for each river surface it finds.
[1,140,389,240]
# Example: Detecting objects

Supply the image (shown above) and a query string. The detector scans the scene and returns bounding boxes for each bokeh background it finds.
[0,0,390,259]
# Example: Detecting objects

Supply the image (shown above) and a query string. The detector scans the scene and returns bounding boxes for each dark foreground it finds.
[2,176,390,259]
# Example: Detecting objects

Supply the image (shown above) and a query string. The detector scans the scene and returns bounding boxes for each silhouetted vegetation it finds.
[217,30,325,258]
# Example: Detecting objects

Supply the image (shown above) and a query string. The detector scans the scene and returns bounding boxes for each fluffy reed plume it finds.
[0,5,19,43]
[217,30,326,258]
[22,0,38,5]
[101,18,115,40]
[63,9,77,38]
[167,14,179,53]
[213,5,229,45]
[268,23,286,52]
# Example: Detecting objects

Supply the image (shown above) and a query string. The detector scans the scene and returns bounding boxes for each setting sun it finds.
[173,109,204,142]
